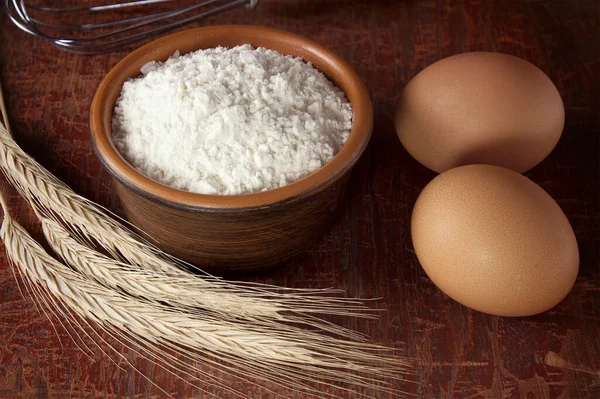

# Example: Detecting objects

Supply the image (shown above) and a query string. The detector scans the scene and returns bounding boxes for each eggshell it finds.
[395,52,564,173]
[411,164,579,317]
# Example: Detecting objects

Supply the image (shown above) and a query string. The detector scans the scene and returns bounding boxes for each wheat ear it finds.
[41,216,382,342]
[41,213,407,355]
[41,216,292,319]
[1,196,411,397]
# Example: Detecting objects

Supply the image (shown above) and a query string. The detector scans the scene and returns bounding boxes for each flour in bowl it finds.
[111,44,353,195]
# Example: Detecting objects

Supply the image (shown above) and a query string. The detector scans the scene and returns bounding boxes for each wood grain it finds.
[0,0,598,398]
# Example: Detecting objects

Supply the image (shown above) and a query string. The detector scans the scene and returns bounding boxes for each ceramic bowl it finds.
[89,25,372,272]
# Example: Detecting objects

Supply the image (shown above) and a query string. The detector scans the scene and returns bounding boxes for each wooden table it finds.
[0,1,598,398]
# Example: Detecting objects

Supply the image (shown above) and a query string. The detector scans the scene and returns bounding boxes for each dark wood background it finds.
[0,0,598,398]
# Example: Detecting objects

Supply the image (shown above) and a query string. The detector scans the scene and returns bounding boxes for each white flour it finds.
[112,44,353,195]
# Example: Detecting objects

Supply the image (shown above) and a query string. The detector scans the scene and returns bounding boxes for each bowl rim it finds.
[89,25,372,210]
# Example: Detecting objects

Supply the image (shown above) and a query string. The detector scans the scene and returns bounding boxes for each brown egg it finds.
[395,52,564,173]
[411,165,579,317]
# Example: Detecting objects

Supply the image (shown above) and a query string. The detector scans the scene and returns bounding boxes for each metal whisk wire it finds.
[5,0,258,54]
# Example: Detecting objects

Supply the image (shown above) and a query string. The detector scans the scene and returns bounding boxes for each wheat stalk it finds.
[41,216,387,343]
[41,216,290,318]
[1,195,409,397]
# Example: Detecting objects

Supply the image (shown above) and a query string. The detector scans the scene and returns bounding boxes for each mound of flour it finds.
[111,44,353,195]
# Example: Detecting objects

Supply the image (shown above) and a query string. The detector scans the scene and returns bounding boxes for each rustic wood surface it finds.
[0,0,598,398]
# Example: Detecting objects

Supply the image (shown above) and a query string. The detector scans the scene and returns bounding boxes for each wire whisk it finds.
[5,0,259,54]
